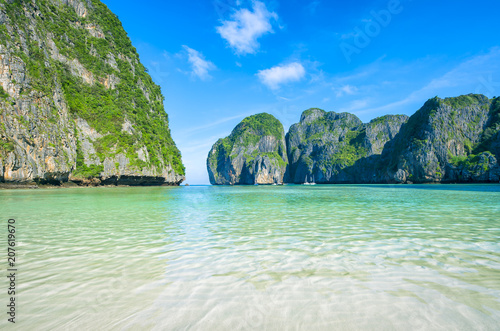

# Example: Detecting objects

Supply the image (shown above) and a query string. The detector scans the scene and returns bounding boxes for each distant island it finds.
[208,94,500,185]
[0,0,185,188]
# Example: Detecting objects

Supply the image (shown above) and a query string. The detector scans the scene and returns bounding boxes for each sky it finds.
[102,0,500,185]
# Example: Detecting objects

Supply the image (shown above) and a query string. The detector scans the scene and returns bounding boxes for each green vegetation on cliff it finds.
[330,129,368,167]
[380,94,498,182]
[302,108,326,119]
[233,113,284,142]
[207,113,288,185]
[209,94,500,185]
[217,113,285,155]
[0,0,184,181]
[0,85,8,99]
[442,94,488,109]
[474,97,500,155]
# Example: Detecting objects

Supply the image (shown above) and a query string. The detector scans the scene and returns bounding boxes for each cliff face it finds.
[207,113,288,185]
[286,109,408,183]
[0,0,184,186]
[207,94,500,185]
[384,94,500,183]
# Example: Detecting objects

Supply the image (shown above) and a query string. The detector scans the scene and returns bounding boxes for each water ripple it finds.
[0,184,499,330]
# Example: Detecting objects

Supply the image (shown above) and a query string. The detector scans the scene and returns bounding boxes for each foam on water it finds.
[1,184,499,330]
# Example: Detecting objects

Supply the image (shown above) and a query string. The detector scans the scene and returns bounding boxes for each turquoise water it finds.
[1,184,500,330]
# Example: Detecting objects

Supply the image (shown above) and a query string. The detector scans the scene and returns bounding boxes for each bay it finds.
[1,184,500,330]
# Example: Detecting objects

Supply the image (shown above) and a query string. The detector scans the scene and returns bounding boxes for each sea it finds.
[1,184,499,330]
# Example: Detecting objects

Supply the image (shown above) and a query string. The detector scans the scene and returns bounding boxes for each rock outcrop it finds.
[207,113,288,185]
[0,0,184,186]
[286,109,408,183]
[207,94,500,185]
[384,94,500,183]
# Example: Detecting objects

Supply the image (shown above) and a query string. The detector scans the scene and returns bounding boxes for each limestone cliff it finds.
[384,94,500,183]
[207,113,288,185]
[286,109,408,183]
[0,0,184,186]
[207,94,500,185]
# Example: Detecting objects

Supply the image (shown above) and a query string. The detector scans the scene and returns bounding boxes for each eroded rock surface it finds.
[0,0,184,186]
[208,113,288,185]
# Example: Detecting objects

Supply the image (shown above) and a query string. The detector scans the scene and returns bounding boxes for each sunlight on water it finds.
[1,184,500,330]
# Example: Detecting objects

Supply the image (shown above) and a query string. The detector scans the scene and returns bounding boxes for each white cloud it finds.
[334,84,358,97]
[306,1,320,15]
[419,48,500,94]
[339,99,370,113]
[216,1,278,55]
[180,113,251,134]
[350,48,500,117]
[183,45,216,80]
[257,62,306,90]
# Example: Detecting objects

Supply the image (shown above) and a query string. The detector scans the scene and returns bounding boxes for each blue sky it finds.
[102,0,500,184]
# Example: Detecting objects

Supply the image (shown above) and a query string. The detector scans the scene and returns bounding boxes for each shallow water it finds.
[1,184,500,330]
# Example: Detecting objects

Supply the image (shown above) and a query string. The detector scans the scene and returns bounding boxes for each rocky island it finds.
[208,94,500,184]
[0,0,184,187]
[207,113,288,185]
